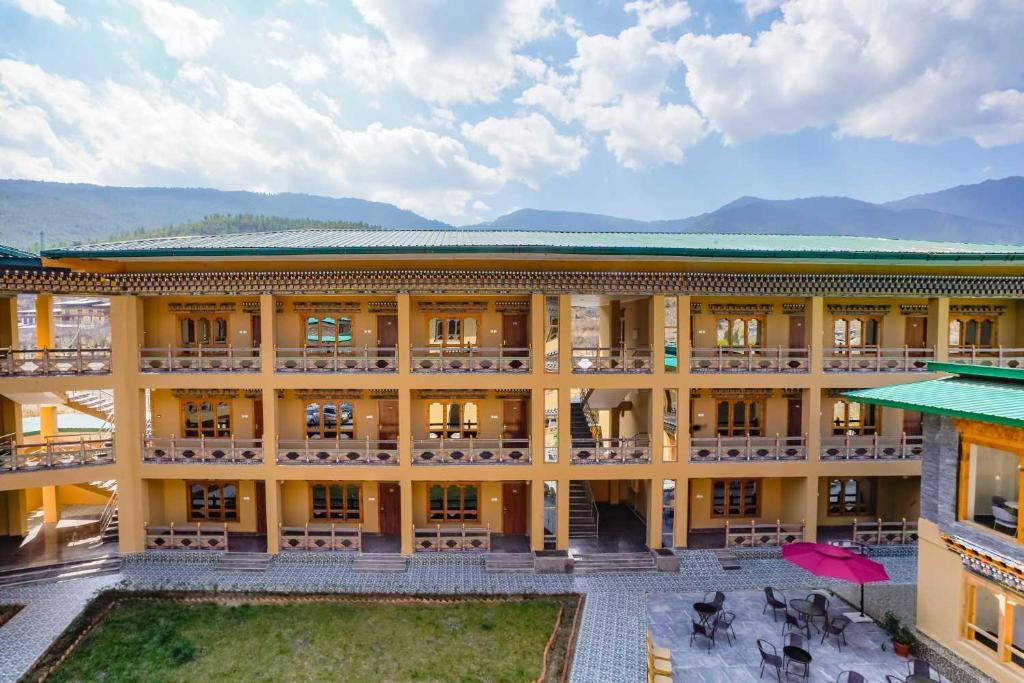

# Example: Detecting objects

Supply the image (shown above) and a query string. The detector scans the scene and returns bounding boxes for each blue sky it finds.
[1,0,1022,224]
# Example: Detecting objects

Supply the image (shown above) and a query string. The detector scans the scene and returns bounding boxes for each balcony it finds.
[571,347,651,373]
[850,518,919,545]
[279,523,362,551]
[139,347,260,373]
[277,438,399,465]
[724,520,805,548]
[0,433,115,471]
[0,347,111,376]
[689,347,810,373]
[410,347,530,373]
[276,347,397,373]
[412,437,530,465]
[948,346,1024,369]
[823,348,933,373]
[144,522,229,550]
[142,437,263,464]
[819,434,923,461]
[413,524,491,551]
[570,436,651,464]
[689,435,807,463]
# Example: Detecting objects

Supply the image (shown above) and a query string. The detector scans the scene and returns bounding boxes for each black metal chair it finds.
[783,633,811,681]
[821,615,852,650]
[907,657,937,680]
[689,618,717,652]
[764,587,787,622]
[807,592,830,629]
[705,590,726,608]
[715,610,736,646]
[782,610,811,639]
[837,672,866,683]
[885,676,906,683]
[757,639,783,682]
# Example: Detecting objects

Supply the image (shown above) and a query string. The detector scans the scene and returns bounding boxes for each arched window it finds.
[428,316,479,347]
[428,483,480,522]
[428,401,478,438]
[310,482,361,521]
[715,317,763,348]
[834,317,880,349]
[715,399,764,437]
[827,478,873,516]
[832,400,878,436]
[188,481,238,521]
[181,400,231,438]
[949,317,996,348]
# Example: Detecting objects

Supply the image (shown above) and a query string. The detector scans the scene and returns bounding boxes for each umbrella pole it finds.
[860,583,865,617]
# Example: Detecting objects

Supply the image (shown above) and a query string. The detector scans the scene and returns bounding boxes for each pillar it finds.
[264,479,281,554]
[556,477,570,550]
[804,387,822,465]
[673,477,689,548]
[35,294,53,348]
[110,296,145,553]
[558,386,571,465]
[557,294,571,375]
[807,296,824,374]
[42,486,59,524]
[530,387,546,465]
[259,293,276,380]
[677,295,691,376]
[530,293,545,377]
[651,381,665,465]
[530,478,546,552]
[5,490,29,536]
[647,479,663,549]
[0,296,17,349]
[651,294,665,376]
[928,297,950,362]
[802,475,818,542]
[397,294,411,377]
[399,479,414,555]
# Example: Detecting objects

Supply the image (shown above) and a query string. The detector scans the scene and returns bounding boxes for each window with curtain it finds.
[833,317,880,349]
[182,400,231,438]
[715,399,764,437]
[428,401,479,438]
[310,482,361,521]
[832,401,878,436]
[179,315,228,347]
[305,401,355,439]
[711,479,759,517]
[715,317,763,348]
[188,481,238,521]
[428,316,478,347]
[428,483,480,522]
[827,478,874,515]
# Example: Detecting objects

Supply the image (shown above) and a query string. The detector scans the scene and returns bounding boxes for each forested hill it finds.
[110,214,384,242]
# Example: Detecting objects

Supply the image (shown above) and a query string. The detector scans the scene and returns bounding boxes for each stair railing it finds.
[98,491,118,539]
[584,481,600,538]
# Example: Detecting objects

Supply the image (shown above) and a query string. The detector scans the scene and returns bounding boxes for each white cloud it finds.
[131,0,222,61]
[624,0,691,30]
[736,0,781,20]
[5,0,73,26]
[349,0,558,104]
[461,113,586,189]
[325,33,394,95]
[677,0,1024,147]
[268,52,328,85]
[580,96,704,169]
[0,59,506,220]
[100,21,130,38]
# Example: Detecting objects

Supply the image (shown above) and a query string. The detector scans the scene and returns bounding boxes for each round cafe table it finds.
[693,601,720,625]
[905,677,936,683]
[789,598,826,631]
[783,644,812,679]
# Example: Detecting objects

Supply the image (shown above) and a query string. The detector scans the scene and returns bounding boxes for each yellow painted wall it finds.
[150,390,259,440]
[689,477,805,529]
[142,297,257,349]
[408,297,528,348]
[690,394,791,438]
[144,479,259,532]
[275,297,387,349]
[411,480,505,532]
[56,484,111,505]
[691,297,807,348]
[279,479,381,532]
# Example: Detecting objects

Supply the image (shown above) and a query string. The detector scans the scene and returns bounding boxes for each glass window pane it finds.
[216,402,230,434]
[834,319,847,346]
[200,401,215,436]
[198,318,211,345]
[464,318,477,345]
[184,402,199,437]
[981,320,994,346]
[712,480,725,516]
[430,318,443,344]
[207,483,222,519]
[949,320,961,346]
[849,319,862,347]
[181,318,195,345]
[463,486,478,520]
[716,319,729,346]
[312,484,326,518]
[463,402,478,435]
[748,319,760,346]
[446,485,462,520]
[190,484,205,518]
[971,584,1001,651]
[429,485,444,520]
[734,402,747,432]
[214,318,227,343]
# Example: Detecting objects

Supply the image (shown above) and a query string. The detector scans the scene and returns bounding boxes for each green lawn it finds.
[46,597,567,683]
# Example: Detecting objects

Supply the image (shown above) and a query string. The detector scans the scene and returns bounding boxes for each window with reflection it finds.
[711,479,759,517]
[428,316,478,347]
[833,317,880,349]
[428,401,478,438]
[715,317,763,348]
[188,481,238,521]
[961,443,1021,538]
[179,315,228,347]
[428,483,479,522]
[827,478,874,515]
[716,399,764,436]
[181,400,231,438]
[545,296,559,372]
[305,316,352,348]
[310,482,360,520]
[949,317,996,348]
[962,575,1024,670]
[832,401,878,436]
[305,401,354,439]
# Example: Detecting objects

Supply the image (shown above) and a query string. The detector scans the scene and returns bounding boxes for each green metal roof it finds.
[40,229,1024,262]
[845,363,1024,428]
[0,244,41,269]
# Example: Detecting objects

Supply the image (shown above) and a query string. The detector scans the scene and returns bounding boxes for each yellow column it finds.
[804,387,821,465]
[556,477,570,550]
[397,294,411,378]
[530,478,545,551]
[400,479,414,555]
[530,293,544,377]
[651,381,665,465]
[6,490,29,536]
[677,295,691,376]
[647,479,663,549]
[530,388,545,468]
[0,296,17,349]
[651,294,666,376]
[558,387,571,466]
[802,475,818,542]
[42,486,59,524]
[35,294,53,348]
[928,297,950,362]
[259,294,276,380]
[557,294,571,375]
[673,477,689,548]
[111,296,145,553]
[264,480,281,554]
[808,296,824,374]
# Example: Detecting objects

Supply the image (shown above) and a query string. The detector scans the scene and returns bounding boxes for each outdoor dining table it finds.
[783,644,812,678]
[789,598,826,631]
[693,601,720,625]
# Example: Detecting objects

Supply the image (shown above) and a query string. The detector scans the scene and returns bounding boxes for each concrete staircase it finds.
[65,389,115,424]
[216,552,272,572]
[572,551,656,574]
[714,548,742,571]
[0,555,122,588]
[484,552,535,573]
[352,553,408,572]
[569,400,593,441]
[569,480,599,539]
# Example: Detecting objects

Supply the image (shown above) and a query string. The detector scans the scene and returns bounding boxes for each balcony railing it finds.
[724,520,805,548]
[280,523,361,551]
[571,437,651,464]
[949,346,1024,369]
[819,434,923,461]
[145,522,228,551]
[823,347,934,372]
[413,524,491,551]
[410,347,531,373]
[571,347,652,373]
[0,433,115,471]
[412,437,530,465]
[277,438,399,465]
[0,347,111,375]
[142,437,263,464]
[851,518,918,545]
[690,347,810,373]
[276,347,397,373]
[139,347,260,372]
[689,435,807,463]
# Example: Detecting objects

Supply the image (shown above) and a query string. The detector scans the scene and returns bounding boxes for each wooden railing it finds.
[277,439,399,465]
[139,346,260,372]
[690,347,810,373]
[410,347,531,373]
[724,520,805,548]
[823,347,934,372]
[949,346,1024,369]
[276,347,397,373]
[570,437,651,464]
[412,438,530,465]
[0,434,115,472]
[0,347,111,375]
[852,518,918,545]
[145,522,228,550]
[413,524,491,551]
[820,434,923,461]
[571,347,652,373]
[279,523,361,551]
[689,435,806,462]
[142,437,263,464]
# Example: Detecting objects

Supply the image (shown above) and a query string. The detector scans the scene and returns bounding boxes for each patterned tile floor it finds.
[0,549,918,683]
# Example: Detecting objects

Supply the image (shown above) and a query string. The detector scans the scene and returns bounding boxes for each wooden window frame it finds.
[303,315,353,350]
[833,316,881,350]
[308,481,361,522]
[714,316,765,348]
[958,437,1024,544]
[187,480,239,522]
[180,399,233,438]
[949,317,998,348]
[826,477,875,517]
[427,482,481,523]
[305,400,356,440]
[963,573,1024,669]
[711,478,760,518]
[177,314,229,347]
[715,398,765,437]
[427,400,480,439]
[831,400,878,436]
[426,315,480,348]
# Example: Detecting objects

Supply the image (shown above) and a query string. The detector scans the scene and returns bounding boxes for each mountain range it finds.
[0,176,1022,251]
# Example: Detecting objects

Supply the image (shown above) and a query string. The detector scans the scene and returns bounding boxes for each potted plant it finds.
[881,611,917,657]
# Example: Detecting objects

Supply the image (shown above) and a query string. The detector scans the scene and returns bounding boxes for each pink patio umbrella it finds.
[782,542,890,618]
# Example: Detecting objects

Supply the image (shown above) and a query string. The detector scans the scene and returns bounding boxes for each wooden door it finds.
[789,316,806,355]
[786,398,803,438]
[378,400,398,445]
[502,313,528,353]
[253,399,264,440]
[905,317,927,356]
[502,482,527,536]
[251,315,262,348]
[903,410,923,436]
[378,482,401,535]
[255,481,267,534]
[377,315,398,356]
[503,399,528,439]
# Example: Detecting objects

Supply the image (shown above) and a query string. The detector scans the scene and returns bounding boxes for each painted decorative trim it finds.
[707,388,775,398]
[899,304,928,315]
[416,300,489,313]
[493,300,530,313]
[241,300,261,314]
[414,389,488,400]
[690,302,702,314]
[167,302,237,312]
[942,533,1024,595]
[290,301,362,314]
[827,303,892,315]
[369,389,399,399]
[290,389,366,400]
[782,303,806,315]
[169,389,260,399]
[367,300,398,313]
[708,303,774,315]
[951,305,1006,316]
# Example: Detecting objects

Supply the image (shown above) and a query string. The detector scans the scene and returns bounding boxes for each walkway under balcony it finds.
[823,347,934,372]
[0,347,111,376]
[689,435,806,463]
[569,390,651,464]
[410,347,530,373]
[689,347,810,373]
[139,346,260,372]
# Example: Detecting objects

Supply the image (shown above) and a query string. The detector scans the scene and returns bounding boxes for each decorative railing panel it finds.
[949,347,1024,369]
[852,518,918,545]
[277,439,399,465]
[413,524,490,552]
[280,523,361,551]
[571,347,652,373]
[571,437,651,464]
[142,437,263,464]
[276,347,397,373]
[412,438,530,465]
[145,522,228,551]
[819,434,923,461]
[822,347,934,373]
[139,347,260,372]
[689,436,806,463]
[724,520,805,548]
[690,347,810,373]
[410,347,530,373]
[0,347,111,375]
[0,434,114,472]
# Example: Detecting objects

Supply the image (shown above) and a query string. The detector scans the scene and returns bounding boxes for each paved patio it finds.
[648,589,935,682]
